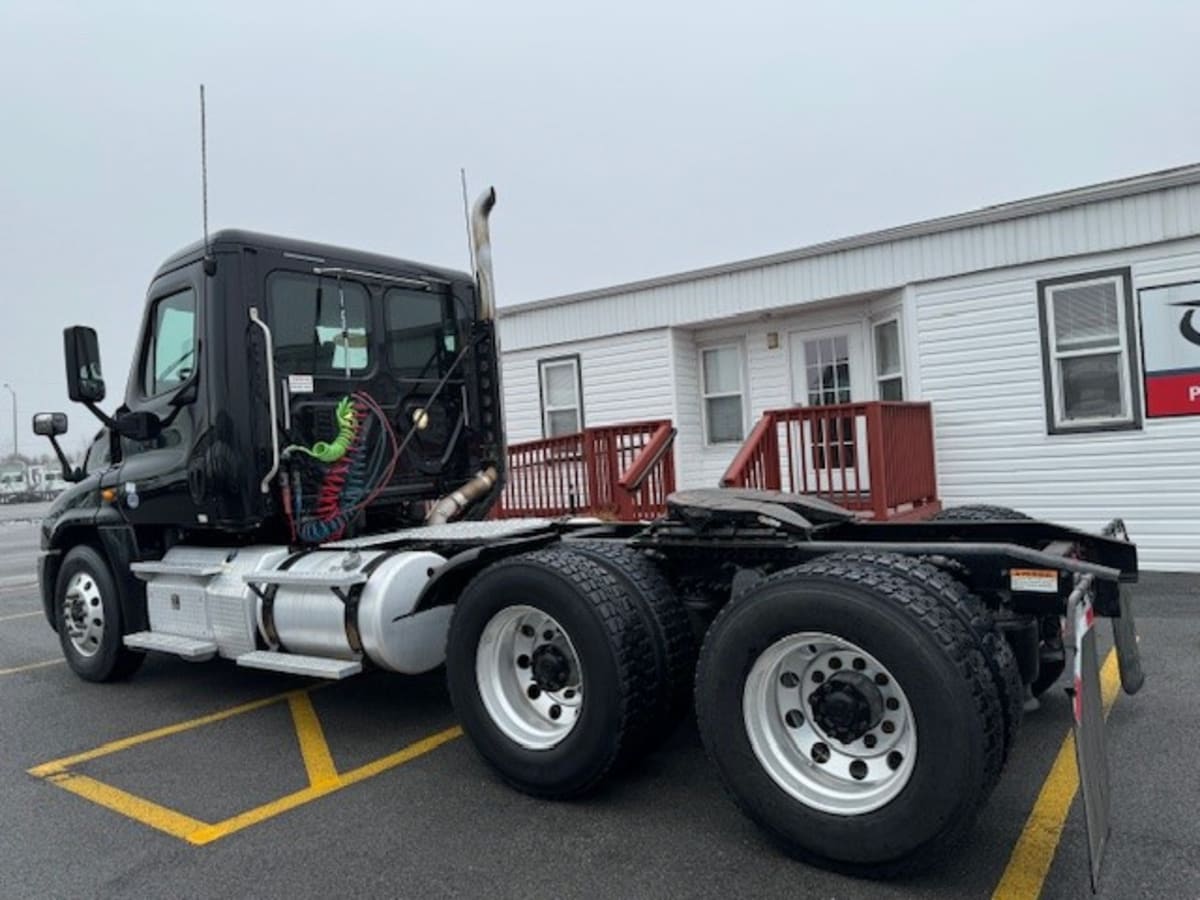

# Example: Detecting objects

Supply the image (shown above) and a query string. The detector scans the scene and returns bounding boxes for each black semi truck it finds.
[33,190,1142,881]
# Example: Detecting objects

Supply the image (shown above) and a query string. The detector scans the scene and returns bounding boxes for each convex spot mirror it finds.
[32,412,68,437]
[64,326,105,403]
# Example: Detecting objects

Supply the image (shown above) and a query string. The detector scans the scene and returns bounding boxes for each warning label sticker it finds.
[288,374,314,394]
[1011,568,1059,594]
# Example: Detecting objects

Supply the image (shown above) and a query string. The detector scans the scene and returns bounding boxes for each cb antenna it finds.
[460,167,475,271]
[200,84,215,275]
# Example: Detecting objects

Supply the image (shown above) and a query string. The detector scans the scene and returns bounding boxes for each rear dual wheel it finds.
[447,545,684,799]
[696,559,1003,876]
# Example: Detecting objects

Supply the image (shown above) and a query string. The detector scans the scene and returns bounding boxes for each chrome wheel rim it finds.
[63,571,105,658]
[743,631,916,816]
[476,605,583,750]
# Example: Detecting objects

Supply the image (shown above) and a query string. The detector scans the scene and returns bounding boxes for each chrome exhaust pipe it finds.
[471,187,498,321]
[426,467,499,525]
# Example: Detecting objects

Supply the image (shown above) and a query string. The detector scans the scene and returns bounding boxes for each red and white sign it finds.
[1139,282,1200,418]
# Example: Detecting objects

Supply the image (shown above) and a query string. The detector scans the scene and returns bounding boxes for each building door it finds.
[788,327,870,498]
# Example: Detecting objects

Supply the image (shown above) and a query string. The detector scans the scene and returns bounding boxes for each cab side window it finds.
[268,272,371,377]
[143,288,198,396]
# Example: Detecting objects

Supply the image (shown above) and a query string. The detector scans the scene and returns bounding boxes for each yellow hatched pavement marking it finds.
[29,688,303,777]
[288,692,339,787]
[29,682,462,846]
[992,649,1121,900]
[186,726,462,845]
[49,773,209,841]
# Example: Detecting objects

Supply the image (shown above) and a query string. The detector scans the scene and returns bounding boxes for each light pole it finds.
[2,384,14,460]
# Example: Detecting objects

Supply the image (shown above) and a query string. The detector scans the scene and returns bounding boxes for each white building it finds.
[498,165,1200,571]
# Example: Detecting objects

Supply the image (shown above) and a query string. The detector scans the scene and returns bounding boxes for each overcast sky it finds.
[2,1,1198,455]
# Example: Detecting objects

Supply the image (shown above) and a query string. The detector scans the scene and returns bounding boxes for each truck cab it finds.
[36,220,505,641]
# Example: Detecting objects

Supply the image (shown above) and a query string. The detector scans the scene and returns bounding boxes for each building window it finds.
[701,344,745,444]
[1037,269,1141,434]
[539,356,583,437]
[873,319,904,401]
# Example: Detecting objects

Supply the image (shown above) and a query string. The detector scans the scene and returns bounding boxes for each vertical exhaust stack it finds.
[426,187,505,526]
[471,187,498,321]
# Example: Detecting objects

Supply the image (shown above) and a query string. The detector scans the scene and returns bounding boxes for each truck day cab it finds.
[33,190,1143,882]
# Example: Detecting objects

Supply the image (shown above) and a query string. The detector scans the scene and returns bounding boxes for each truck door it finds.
[111,264,204,524]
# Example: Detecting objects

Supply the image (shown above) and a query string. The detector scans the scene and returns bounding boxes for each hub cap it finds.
[62,571,105,658]
[743,632,916,815]
[476,605,583,750]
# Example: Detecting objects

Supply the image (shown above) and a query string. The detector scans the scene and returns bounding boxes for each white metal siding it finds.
[500,329,674,445]
[501,182,1200,352]
[916,239,1200,572]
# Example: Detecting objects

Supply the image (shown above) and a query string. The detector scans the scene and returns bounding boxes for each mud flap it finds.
[1067,578,1109,893]
[1112,585,1145,696]
[1101,518,1145,697]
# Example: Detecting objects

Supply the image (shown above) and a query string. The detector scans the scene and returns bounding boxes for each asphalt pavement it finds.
[0,506,1196,899]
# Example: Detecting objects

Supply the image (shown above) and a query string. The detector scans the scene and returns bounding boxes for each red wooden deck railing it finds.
[721,402,940,521]
[494,419,677,520]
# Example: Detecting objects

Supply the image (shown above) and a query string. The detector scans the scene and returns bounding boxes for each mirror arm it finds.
[82,400,118,431]
[46,435,83,483]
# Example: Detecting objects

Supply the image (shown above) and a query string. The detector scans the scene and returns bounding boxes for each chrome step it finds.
[123,631,218,660]
[235,650,362,679]
[242,570,367,589]
[130,561,225,580]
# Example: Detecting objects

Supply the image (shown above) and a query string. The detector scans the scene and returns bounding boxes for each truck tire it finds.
[931,505,1069,697]
[446,547,658,798]
[814,552,1023,776]
[54,545,145,682]
[563,540,696,746]
[696,559,1001,876]
[931,504,1030,522]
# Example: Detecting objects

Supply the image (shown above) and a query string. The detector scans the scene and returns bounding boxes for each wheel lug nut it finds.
[785,709,804,728]
[885,697,900,711]
[881,720,895,734]
[520,625,535,638]
[875,673,889,686]
[829,657,842,670]
[863,733,877,748]
[527,685,541,700]
[811,742,830,764]
[549,705,562,720]
[563,689,575,699]
[780,671,799,688]
[517,654,530,669]
[852,657,866,671]
[812,671,825,684]
[849,760,867,780]
[542,629,554,641]
[887,751,904,770]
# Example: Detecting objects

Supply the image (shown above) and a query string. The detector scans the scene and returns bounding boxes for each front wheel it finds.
[696,561,1000,876]
[55,545,144,682]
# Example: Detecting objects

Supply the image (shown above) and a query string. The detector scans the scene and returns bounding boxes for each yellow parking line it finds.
[29,688,308,777]
[992,649,1121,900]
[0,609,41,622]
[288,692,339,787]
[50,773,209,841]
[0,658,64,676]
[186,725,462,845]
